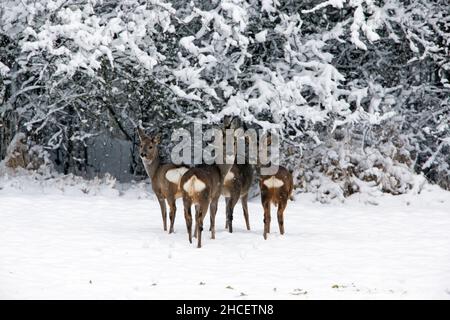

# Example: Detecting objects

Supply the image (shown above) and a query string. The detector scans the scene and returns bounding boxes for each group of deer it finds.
[137,121,293,248]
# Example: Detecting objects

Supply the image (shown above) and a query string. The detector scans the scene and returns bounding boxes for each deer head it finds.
[221,116,244,164]
[137,127,161,163]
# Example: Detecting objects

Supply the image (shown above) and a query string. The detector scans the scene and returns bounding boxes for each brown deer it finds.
[221,117,254,233]
[258,135,294,240]
[180,126,237,248]
[260,167,293,239]
[222,163,253,233]
[137,127,189,233]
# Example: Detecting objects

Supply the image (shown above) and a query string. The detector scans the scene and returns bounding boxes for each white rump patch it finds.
[183,175,206,194]
[224,171,234,182]
[165,167,189,185]
[263,176,284,188]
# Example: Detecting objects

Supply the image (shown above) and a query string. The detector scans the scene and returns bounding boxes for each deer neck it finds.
[143,154,160,180]
[256,165,261,176]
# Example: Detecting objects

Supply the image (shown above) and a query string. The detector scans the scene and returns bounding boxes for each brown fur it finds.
[180,117,237,248]
[138,127,188,233]
[180,163,232,248]
[259,166,293,240]
[222,163,253,232]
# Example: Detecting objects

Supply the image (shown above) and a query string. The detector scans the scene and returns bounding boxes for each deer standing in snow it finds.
[258,134,293,239]
[137,127,189,233]
[180,125,237,248]
[222,163,253,233]
[220,117,254,233]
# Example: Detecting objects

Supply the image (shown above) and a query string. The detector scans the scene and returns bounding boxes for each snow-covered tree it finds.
[1,0,448,196]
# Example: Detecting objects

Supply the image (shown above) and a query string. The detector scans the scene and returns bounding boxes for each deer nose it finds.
[140,153,147,158]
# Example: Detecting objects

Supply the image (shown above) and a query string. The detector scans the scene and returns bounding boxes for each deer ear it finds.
[267,135,272,146]
[223,116,241,130]
[230,117,242,130]
[262,133,272,146]
[233,127,244,138]
[223,115,232,129]
[152,133,161,144]
[137,127,146,141]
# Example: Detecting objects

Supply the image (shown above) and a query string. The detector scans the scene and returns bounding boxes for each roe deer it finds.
[180,127,236,248]
[258,134,293,239]
[221,116,254,233]
[138,127,189,233]
[222,163,253,233]
[260,166,293,239]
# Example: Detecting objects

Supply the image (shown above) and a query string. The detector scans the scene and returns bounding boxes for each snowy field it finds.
[0,175,449,299]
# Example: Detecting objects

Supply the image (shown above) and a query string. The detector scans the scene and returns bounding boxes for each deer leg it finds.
[167,196,176,234]
[277,199,287,235]
[209,200,216,232]
[209,198,219,240]
[195,208,203,248]
[224,197,230,229]
[227,194,239,233]
[194,204,200,238]
[261,193,271,240]
[198,202,210,248]
[241,193,250,231]
[183,198,192,244]
[156,196,168,232]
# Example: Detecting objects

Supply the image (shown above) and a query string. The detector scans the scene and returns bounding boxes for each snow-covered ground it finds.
[0,174,449,299]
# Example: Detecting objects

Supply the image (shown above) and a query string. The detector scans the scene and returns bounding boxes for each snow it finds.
[170,85,202,101]
[261,0,279,14]
[173,67,207,89]
[302,0,345,14]
[180,36,200,56]
[1,175,449,299]
[0,61,10,76]
[302,1,381,50]
[255,30,267,43]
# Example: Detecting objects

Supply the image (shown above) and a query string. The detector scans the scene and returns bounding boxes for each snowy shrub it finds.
[0,131,53,176]
[1,132,28,170]
[299,121,417,202]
